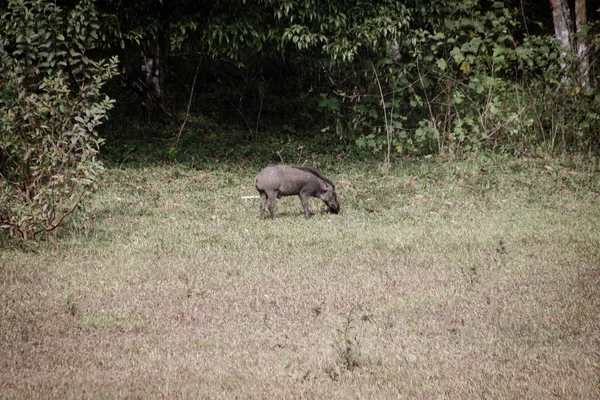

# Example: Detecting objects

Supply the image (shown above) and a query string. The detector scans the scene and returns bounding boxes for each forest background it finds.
[0,0,599,237]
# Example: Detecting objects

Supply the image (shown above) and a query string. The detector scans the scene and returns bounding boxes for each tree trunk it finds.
[548,0,591,90]
[549,0,573,63]
[575,0,590,90]
[140,36,166,120]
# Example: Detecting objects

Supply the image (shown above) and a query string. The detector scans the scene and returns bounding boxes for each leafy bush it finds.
[0,0,118,240]
[321,0,598,157]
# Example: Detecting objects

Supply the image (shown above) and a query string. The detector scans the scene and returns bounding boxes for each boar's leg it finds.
[267,191,278,219]
[259,192,268,220]
[299,194,311,219]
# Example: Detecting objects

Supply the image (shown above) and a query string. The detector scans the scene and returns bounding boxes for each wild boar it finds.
[255,165,340,219]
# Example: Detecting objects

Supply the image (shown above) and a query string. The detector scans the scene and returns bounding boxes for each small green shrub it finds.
[0,0,118,240]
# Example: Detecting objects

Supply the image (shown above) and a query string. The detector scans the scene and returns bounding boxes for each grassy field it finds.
[1,154,599,398]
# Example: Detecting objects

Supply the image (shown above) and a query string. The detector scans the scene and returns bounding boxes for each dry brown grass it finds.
[1,156,599,398]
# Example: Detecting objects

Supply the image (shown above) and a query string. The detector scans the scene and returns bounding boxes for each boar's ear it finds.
[321,181,334,192]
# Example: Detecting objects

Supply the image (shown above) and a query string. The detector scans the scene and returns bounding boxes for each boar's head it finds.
[319,181,340,214]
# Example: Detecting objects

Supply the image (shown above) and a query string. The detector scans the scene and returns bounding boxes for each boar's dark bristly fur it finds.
[255,165,340,219]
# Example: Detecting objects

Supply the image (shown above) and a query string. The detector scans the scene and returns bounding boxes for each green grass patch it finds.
[1,154,599,398]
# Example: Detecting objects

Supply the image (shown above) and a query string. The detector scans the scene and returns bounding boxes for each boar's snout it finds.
[322,192,340,214]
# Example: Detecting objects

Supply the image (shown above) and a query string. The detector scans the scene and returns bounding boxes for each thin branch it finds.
[254,88,264,136]
[32,191,85,238]
[228,98,253,135]
[416,59,440,152]
[519,0,529,36]
[276,149,285,164]
[139,81,181,125]
[371,62,391,176]
[175,57,202,149]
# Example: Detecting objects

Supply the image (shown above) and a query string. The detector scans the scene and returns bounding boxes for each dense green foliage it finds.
[100,0,598,159]
[0,1,117,239]
[316,1,599,156]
